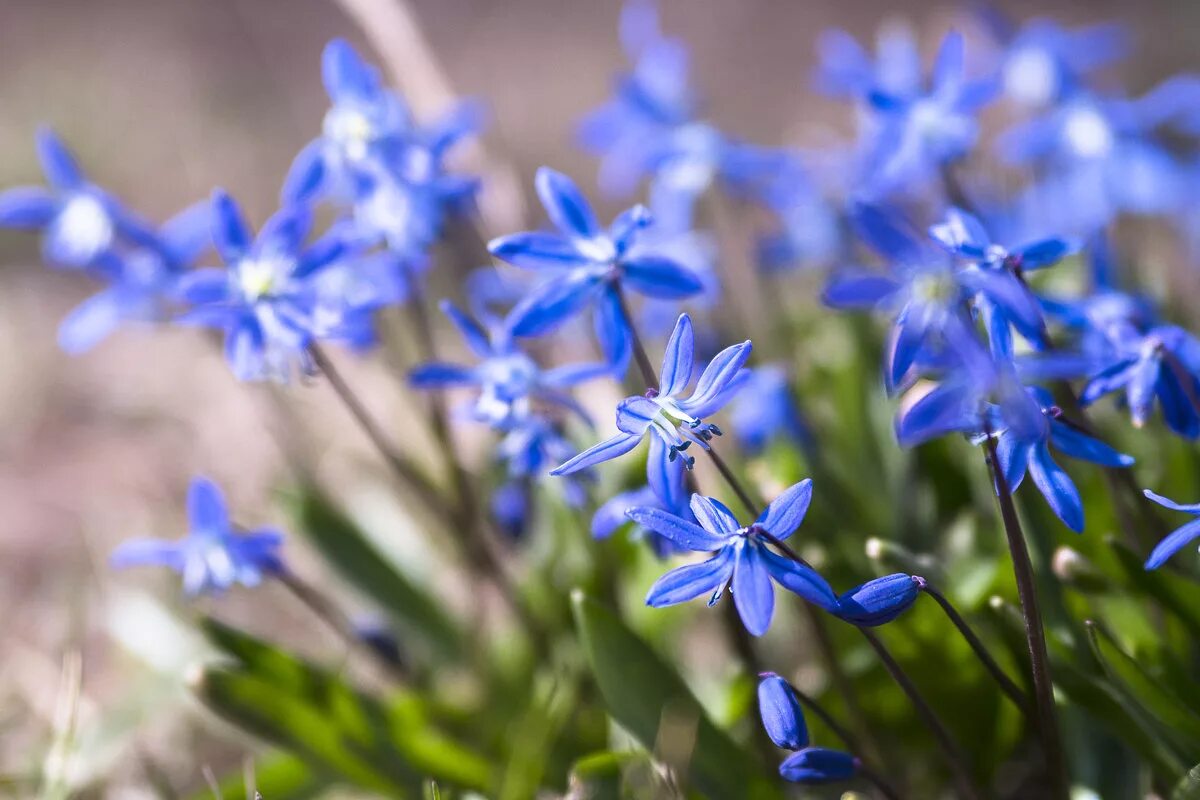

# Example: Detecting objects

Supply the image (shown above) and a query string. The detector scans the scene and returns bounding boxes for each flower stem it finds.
[860,628,983,800]
[614,283,659,389]
[919,580,1029,712]
[982,436,1069,799]
[279,570,408,682]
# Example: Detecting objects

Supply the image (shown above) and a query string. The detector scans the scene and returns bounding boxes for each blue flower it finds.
[840,32,995,193]
[1080,324,1200,439]
[551,314,749,510]
[758,672,809,750]
[779,747,859,785]
[410,300,607,430]
[824,203,1042,387]
[58,201,213,354]
[176,191,352,381]
[988,17,1128,107]
[755,158,843,274]
[980,386,1133,532]
[833,573,921,627]
[1142,490,1200,569]
[629,481,837,636]
[0,127,158,268]
[489,167,703,368]
[729,365,813,456]
[111,477,284,596]
[813,23,923,101]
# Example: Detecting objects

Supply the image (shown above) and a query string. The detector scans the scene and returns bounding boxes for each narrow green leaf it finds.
[289,484,465,660]
[570,591,781,800]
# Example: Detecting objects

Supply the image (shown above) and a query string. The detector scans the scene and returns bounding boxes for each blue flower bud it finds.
[757,673,808,750]
[834,572,921,627]
[779,746,858,784]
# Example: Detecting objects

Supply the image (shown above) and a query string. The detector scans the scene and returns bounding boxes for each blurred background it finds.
[1,0,1198,794]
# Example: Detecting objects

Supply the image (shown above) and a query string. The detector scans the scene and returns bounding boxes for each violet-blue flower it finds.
[629,481,837,636]
[111,477,284,596]
[489,167,703,368]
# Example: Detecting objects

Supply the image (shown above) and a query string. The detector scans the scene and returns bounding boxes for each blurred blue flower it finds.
[591,484,686,558]
[755,158,843,274]
[814,23,923,101]
[629,481,837,635]
[980,385,1133,531]
[1080,324,1200,438]
[985,16,1128,107]
[111,477,284,596]
[176,190,355,381]
[489,167,704,368]
[57,201,212,354]
[551,314,749,510]
[410,300,608,430]
[824,203,1042,387]
[0,127,158,268]
[1142,490,1200,569]
[730,365,813,456]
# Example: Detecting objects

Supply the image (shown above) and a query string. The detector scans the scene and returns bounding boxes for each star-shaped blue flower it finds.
[627,481,837,636]
[489,168,704,368]
[550,313,749,509]
[111,477,284,596]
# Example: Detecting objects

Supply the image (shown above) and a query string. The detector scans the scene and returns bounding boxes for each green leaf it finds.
[289,484,465,660]
[1172,763,1200,800]
[194,753,328,800]
[569,751,667,800]
[1083,622,1200,756]
[1107,538,1200,639]
[195,621,493,795]
[570,591,781,800]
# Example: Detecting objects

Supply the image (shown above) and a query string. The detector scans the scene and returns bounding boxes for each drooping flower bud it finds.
[779,746,858,784]
[834,572,921,627]
[757,673,809,750]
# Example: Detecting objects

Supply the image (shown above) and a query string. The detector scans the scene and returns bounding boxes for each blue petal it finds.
[281,139,328,204]
[321,39,378,102]
[161,201,216,265]
[848,202,924,262]
[754,479,813,540]
[58,289,125,354]
[995,434,1031,494]
[551,431,642,476]
[542,360,610,388]
[110,538,185,571]
[779,747,858,784]
[1080,358,1138,405]
[176,268,232,306]
[609,203,653,253]
[1014,238,1075,270]
[35,127,84,190]
[930,31,965,95]
[225,317,266,380]
[645,549,734,607]
[834,572,920,627]
[929,207,989,257]
[255,205,312,260]
[210,190,251,265]
[678,340,753,418]
[0,187,58,227]
[593,285,631,374]
[659,313,695,396]
[409,362,477,388]
[647,434,686,510]
[616,395,659,435]
[439,299,492,358]
[961,267,1044,339]
[1145,518,1200,570]
[293,231,346,279]
[733,542,775,636]
[1128,357,1160,427]
[487,231,590,270]
[1050,423,1133,467]
[592,487,655,539]
[825,271,902,309]
[535,167,601,240]
[1144,489,1200,514]
[895,383,976,447]
[1028,442,1084,532]
[508,274,599,337]
[626,506,729,551]
[888,313,927,388]
[621,255,704,299]
[760,549,838,611]
[188,477,229,534]
[757,674,809,750]
[689,495,741,536]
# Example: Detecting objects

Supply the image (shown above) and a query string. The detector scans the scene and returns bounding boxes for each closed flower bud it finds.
[757,673,809,750]
[1051,546,1109,592]
[834,573,921,627]
[779,746,858,784]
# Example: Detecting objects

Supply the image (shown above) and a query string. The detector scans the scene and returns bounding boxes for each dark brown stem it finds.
[703,446,760,520]
[614,283,659,389]
[860,629,983,800]
[920,582,1029,711]
[982,436,1069,799]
